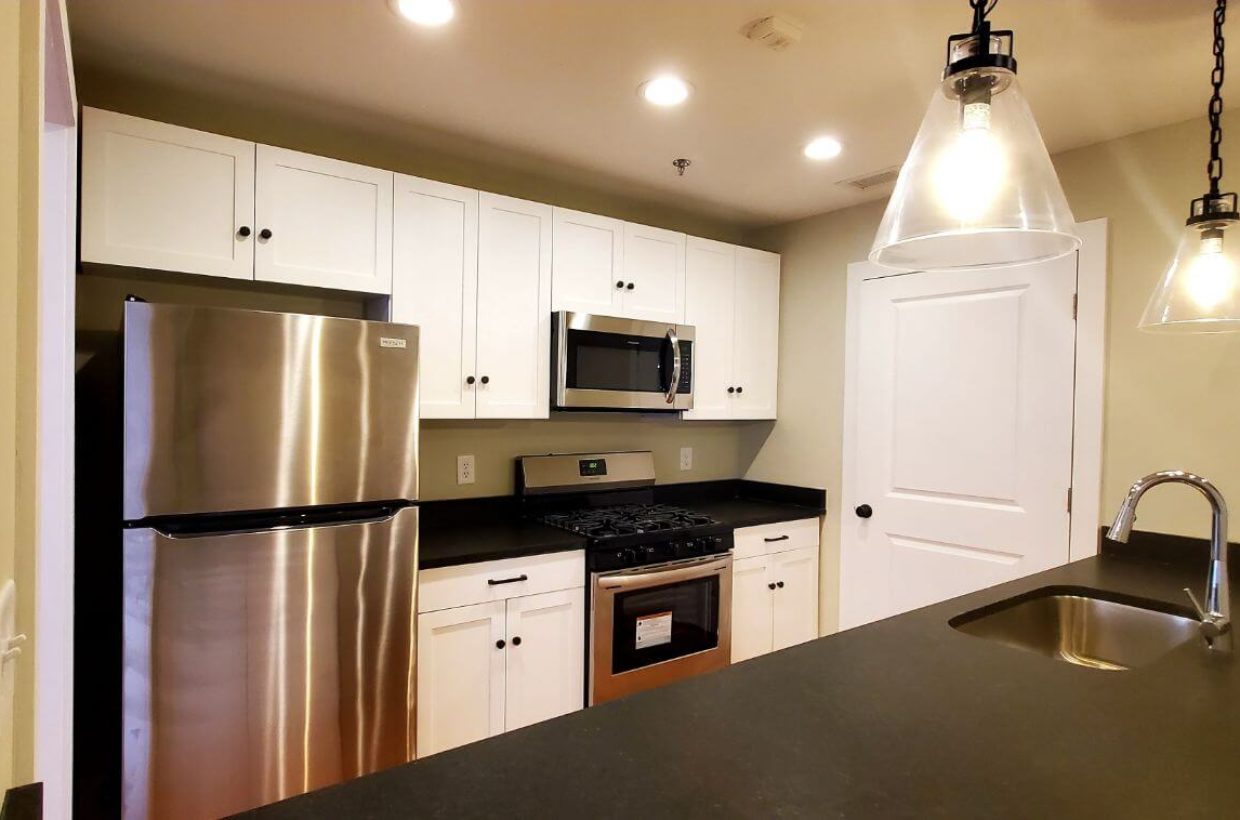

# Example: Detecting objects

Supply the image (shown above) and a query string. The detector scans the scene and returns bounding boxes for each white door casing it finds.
[620,222,686,323]
[683,237,736,421]
[391,175,479,419]
[840,253,1079,629]
[503,589,584,731]
[551,207,624,315]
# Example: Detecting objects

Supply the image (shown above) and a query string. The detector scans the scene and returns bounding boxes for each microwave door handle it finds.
[665,328,681,404]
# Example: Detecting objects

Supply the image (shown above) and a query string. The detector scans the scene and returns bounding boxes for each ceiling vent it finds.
[837,167,901,192]
[741,15,804,51]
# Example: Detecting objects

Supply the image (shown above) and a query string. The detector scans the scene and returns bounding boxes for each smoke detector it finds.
[742,15,804,51]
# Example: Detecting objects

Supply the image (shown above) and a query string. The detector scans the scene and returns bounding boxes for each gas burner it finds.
[537,503,721,540]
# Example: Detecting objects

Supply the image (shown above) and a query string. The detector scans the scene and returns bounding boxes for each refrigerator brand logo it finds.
[379,337,407,349]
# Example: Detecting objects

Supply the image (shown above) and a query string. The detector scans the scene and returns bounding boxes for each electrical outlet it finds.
[457,454,476,485]
[679,447,693,471]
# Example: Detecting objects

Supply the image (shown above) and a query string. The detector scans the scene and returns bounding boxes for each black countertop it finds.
[418,480,825,569]
[237,541,1240,819]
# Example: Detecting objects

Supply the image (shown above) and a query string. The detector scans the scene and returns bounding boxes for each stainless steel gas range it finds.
[518,451,732,705]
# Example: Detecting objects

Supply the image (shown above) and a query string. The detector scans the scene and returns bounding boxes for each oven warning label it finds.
[635,611,673,649]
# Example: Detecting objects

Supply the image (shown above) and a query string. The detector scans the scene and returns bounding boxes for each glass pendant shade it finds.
[871,67,1080,271]
[1140,214,1240,332]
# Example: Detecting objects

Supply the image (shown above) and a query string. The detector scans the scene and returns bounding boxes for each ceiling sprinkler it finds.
[673,158,691,177]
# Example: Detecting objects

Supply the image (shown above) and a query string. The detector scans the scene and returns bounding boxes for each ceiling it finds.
[67,0,1210,229]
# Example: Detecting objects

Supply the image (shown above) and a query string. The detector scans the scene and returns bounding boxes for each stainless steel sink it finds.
[950,587,1200,671]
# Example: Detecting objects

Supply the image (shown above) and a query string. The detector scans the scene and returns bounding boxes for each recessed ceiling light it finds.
[390,0,455,27]
[641,75,691,107]
[803,136,843,161]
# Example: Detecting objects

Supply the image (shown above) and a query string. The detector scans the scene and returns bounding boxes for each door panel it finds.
[416,600,506,758]
[729,556,773,663]
[683,237,736,420]
[81,107,256,280]
[392,175,478,419]
[551,208,624,315]
[732,247,780,419]
[254,145,393,294]
[771,547,819,651]
[475,193,552,419]
[841,256,1077,629]
[122,506,418,820]
[504,590,584,731]
[621,223,686,323]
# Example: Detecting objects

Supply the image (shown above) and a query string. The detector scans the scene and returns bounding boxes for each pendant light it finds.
[870,0,1079,271]
[1141,0,1240,332]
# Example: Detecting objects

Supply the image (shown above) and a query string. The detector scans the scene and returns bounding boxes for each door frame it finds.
[839,219,1108,625]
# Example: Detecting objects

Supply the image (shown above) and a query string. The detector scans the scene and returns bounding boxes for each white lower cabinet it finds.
[416,553,584,758]
[730,519,820,663]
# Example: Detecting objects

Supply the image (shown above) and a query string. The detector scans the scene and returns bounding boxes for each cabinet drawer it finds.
[419,551,584,613]
[733,518,820,561]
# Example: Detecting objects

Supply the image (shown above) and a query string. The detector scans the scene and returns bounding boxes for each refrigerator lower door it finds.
[122,506,418,820]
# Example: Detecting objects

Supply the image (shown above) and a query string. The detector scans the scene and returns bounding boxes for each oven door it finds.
[590,554,731,705]
[554,311,694,411]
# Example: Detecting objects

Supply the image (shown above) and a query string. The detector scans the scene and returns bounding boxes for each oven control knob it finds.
[619,548,637,565]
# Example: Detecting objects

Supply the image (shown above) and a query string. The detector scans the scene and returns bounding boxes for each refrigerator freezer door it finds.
[122,506,418,820]
[123,302,419,520]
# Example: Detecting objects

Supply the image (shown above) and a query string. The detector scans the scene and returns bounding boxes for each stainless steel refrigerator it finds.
[120,302,420,819]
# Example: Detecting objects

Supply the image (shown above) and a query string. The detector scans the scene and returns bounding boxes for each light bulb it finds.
[932,100,1008,223]
[1186,233,1237,309]
[641,76,691,107]
[391,0,455,27]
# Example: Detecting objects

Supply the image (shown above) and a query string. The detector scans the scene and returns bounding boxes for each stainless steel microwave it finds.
[552,311,694,412]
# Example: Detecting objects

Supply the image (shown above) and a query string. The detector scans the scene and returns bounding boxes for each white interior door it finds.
[391,175,478,419]
[416,601,506,757]
[683,237,736,420]
[474,193,552,419]
[551,207,624,315]
[731,247,780,419]
[840,255,1077,629]
[254,145,393,294]
[621,223,686,322]
[503,589,584,731]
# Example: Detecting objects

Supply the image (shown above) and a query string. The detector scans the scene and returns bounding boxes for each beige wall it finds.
[749,110,1240,632]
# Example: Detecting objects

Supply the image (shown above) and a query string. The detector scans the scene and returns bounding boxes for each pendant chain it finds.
[968,0,999,33]
[1209,0,1228,196]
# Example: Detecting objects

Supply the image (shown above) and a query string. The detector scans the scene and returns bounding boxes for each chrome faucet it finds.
[1107,471,1231,648]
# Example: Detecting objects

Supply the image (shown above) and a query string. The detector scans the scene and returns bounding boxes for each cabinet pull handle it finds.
[480,375,490,385]
[615,280,625,289]
[764,535,789,543]
[727,386,735,394]
[511,636,522,646]
[487,574,528,586]
[776,581,785,589]
[735,386,743,394]
[767,582,777,590]
[258,228,273,240]
[466,375,476,385]
[626,282,635,290]
[236,226,251,238]
[495,639,506,649]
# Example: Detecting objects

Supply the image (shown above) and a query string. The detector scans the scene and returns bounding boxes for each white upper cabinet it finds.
[475,193,553,419]
[81,107,256,280]
[621,223,686,323]
[391,175,479,419]
[254,145,394,294]
[551,207,625,315]
[683,238,736,420]
[731,247,780,419]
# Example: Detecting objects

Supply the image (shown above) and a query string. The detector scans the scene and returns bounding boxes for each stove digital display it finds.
[579,458,608,477]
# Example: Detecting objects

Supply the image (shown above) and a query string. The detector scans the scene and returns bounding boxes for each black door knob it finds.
[776,581,785,589]
[480,376,490,384]
[466,376,476,385]
[855,504,873,519]
[616,280,625,289]
[495,639,505,649]
[258,228,273,240]
[735,386,743,394]
[236,226,251,238]
[626,282,635,290]
[767,582,776,590]
[511,636,522,646]
[727,387,735,394]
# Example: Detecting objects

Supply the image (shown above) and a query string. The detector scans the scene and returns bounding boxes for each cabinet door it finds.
[392,175,478,419]
[80,107,256,280]
[621,223,686,323]
[772,546,820,652]
[475,193,553,419]
[551,208,624,315]
[416,600,507,758]
[730,556,773,663]
[504,589,585,732]
[254,145,394,294]
[732,247,780,419]
[682,237,736,420]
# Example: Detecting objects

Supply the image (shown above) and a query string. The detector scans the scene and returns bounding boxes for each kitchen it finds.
[3,0,1239,818]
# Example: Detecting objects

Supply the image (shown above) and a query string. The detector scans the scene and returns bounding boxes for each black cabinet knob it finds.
[855,504,873,519]
[480,376,490,385]
[767,582,776,590]
[776,581,785,589]
[259,228,273,240]
[727,387,735,394]
[466,376,476,385]
[616,280,625,289]
[495,639,505,649]
[735,386,743,394]
[626,282,635,290]
[236,226,251,238]
[511,636,522,646]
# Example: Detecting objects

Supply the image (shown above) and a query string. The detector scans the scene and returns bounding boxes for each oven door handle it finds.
[665,328,681,405]
[600,556,730,591]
